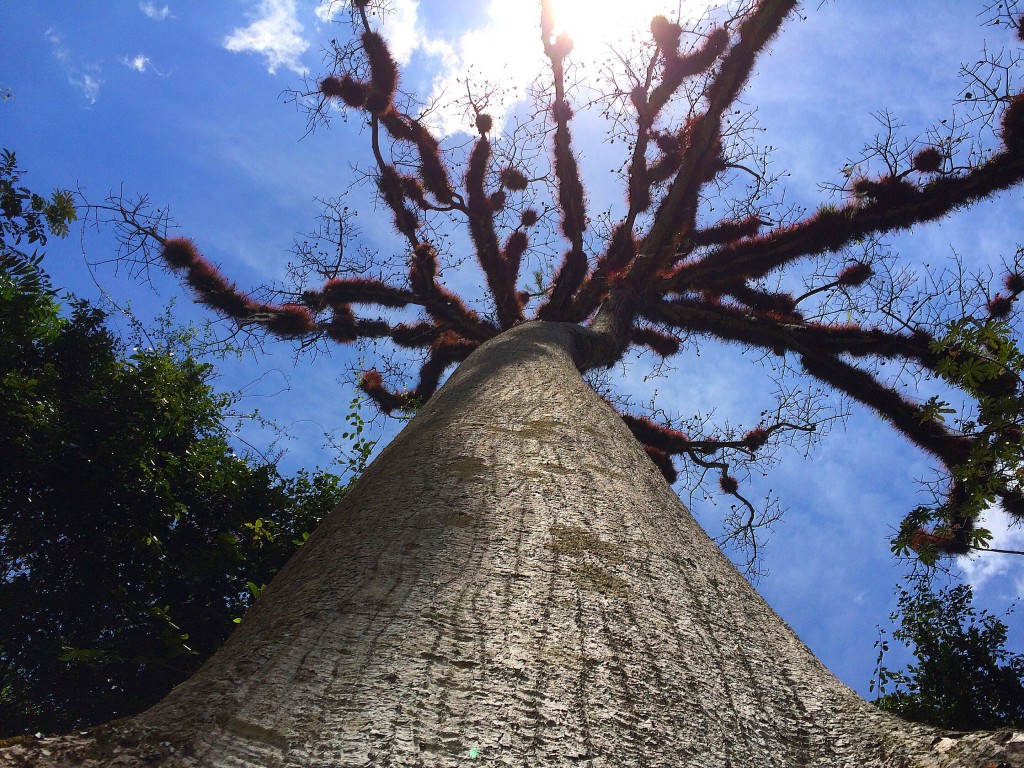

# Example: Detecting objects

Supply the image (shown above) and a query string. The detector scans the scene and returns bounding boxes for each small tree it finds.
[873,573,1024,730]
[0,262,372,737]
[0,155,371,735]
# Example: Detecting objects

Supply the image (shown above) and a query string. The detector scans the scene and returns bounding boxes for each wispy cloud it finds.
[121,54,152,73]
[959,505,1024,593]
[139,2,171,21]
[224,0,309,76]
[45,29,67,62]
[45,28,103,103]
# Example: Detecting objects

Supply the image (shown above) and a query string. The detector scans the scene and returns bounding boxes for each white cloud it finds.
[122,54,152,73]
[45,29,68,62]
[139,1,171,21]
[959,505,1024,592]
[314,0,341,23]
[75,72,102,103]
[408,0,717,137]
[45,28,103,103]
[315,0,420,64]
[224,0,310,76]
[418,2,541,137]
[380,0,419,65]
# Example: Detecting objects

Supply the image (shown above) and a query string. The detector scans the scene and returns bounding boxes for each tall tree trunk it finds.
[2,322,1021,767]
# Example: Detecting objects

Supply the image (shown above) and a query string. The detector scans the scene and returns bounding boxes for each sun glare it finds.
[547,0,714,54]
[422,0,721,136]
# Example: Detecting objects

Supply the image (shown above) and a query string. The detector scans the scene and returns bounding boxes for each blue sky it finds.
[2,0,1023,699]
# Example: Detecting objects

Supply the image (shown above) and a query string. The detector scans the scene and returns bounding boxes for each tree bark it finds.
[2,321,1021,767]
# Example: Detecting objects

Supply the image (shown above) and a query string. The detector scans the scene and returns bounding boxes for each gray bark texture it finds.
[2,321,1021,767]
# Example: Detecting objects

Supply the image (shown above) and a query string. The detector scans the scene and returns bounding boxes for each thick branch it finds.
[465,136,523,329]
[673,145,1024,291]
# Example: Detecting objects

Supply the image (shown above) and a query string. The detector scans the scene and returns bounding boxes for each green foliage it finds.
[871,573,1024,729]
[0,148,76,296]
[892,317,1024,563]
[0,275,369,737]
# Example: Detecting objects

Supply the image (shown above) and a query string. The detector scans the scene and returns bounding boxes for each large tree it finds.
[4,0,1024,765]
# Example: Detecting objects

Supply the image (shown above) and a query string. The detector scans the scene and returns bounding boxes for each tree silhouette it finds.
[130,0,1024,566]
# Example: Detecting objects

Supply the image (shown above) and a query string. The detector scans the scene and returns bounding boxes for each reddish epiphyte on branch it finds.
[690,216,763,247]
[987,294,1014,318]
[800,351,973,469]
[597,226,640,287]
[503,230,529,284]
[912,147,944,173]
[184,258,242,309]
[501,167,529,191]
[655,131,681,156]
[388,321,437,348]
[1004,489,1024,518]
[409,243,438,295]
[730,285,798,317]
[489,191,507,212]
[650,15,682,50]
[1006,272,1024,295]
[552,134,586,240]
[320,277,411,308]
[400,175,428,209]
[632,326,681,357]
[644,446,678,483]
[320,75,368,109]
[853,176,919,206]
[465,136,522,329]
[909,527,961,555]
[743,428,769,450]
[520,209,539,228]
[1002,94,1024,149]
[379,109,415,141]
[325,306,357,343]
[664,27,729,83]
[476,113,493,135]
[838,262,873,287]
[181,257,253,318]
[358,369,407,413]
[362,31,398,114]
[719,474,739,494]
[551,100,574,122]
[162,237,199,269]
[630,86,650,123]
[378,166,420,239]
[264,304,317,338]
[539,247,588,320]
[621,413,691,453]
[406,120,454,205]
[648,151,683,187]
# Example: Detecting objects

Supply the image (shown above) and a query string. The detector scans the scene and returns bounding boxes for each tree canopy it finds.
[113,0,1024,571]
[873,573,1024,730]
[0,155,369,736]
[0,274,362,737]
